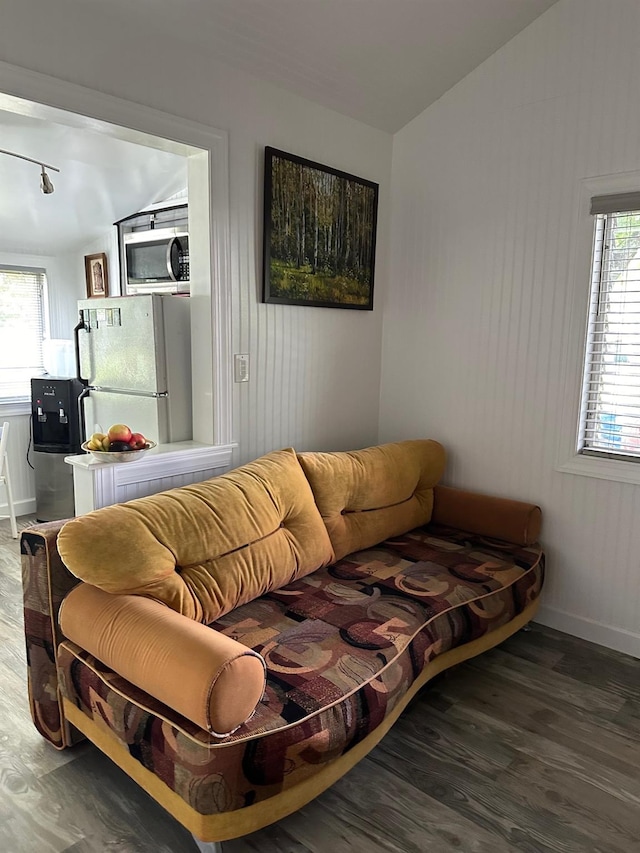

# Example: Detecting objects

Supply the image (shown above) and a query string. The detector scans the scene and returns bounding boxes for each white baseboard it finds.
[536,605,640,659]
[0,497,36,518]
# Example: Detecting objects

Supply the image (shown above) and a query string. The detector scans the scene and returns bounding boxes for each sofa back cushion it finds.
[297,439,446,560]
[57,448,334,624]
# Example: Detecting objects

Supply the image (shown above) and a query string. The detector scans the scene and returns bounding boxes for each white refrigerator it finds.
[75,294,192,446]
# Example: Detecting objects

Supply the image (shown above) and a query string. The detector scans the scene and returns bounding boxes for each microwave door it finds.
[125,238,179,284]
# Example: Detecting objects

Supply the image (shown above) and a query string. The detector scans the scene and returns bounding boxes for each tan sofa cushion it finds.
[298,439,446,560]
[57,448,334,623]
[59,583,266,736]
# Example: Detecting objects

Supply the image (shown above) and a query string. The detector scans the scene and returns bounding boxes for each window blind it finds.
[0,266,46,401]
[579,208,640,460]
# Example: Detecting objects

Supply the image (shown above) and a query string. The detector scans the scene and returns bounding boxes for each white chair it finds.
[0,422,18,539]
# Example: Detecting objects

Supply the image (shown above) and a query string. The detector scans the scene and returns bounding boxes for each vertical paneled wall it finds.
[380,0,640,654]
[226,98,390,464]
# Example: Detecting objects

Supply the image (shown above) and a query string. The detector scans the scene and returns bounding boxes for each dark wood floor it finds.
[1,516,639,852]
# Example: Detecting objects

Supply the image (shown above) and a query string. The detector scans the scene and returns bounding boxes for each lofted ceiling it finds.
[0,1,560,257]
[80,0,559,133]
[0,107,188,256]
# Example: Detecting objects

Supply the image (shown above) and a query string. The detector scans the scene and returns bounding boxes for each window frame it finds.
[557,173,640,484]
[0,263,49,414]
[576,205,640,463]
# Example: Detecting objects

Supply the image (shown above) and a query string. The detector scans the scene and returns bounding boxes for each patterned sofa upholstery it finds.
[20,440,544,845]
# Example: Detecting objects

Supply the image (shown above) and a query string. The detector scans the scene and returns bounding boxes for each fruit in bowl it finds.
[82,424,156,462]
[108,440,133,452]
[129,432,147,449]
[107,423,132,444]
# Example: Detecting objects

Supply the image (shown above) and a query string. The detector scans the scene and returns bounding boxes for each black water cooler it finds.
[31,377,84,522]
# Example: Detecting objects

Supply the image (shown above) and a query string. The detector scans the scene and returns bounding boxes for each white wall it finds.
[46,251,83,339]
[0,250,84,515]
[76,230,121,298]
[0,412,34,518]
[0,1,392,469]
[380,0,640,656]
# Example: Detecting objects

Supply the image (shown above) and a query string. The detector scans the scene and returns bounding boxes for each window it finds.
[578,194,640,461]
[0,266,47,402]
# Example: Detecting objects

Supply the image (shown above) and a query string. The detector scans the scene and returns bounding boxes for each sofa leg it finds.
[192,836,223,852]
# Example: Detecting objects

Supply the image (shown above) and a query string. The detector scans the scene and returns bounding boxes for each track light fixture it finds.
[0,147,60,194]
[40,166,55,194]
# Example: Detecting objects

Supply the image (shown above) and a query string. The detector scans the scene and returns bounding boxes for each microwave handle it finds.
[166,237,179,282]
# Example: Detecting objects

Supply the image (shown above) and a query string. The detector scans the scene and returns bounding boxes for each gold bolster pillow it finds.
[59,584,266,737]
[432,485,542,546]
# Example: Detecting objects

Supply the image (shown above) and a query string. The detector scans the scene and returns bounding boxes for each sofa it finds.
[20,439,544,849]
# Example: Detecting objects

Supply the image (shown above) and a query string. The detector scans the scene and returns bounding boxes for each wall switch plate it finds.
[234,353,250,383]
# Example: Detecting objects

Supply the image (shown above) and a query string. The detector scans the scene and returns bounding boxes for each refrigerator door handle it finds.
[74,312,89,387]
[78,386,91,444]
[88,386,169,399]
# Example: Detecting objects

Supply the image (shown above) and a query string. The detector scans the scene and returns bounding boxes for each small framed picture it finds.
[85,253,109,298]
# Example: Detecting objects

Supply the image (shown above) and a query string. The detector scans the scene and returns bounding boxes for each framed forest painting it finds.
[262,147,379,310]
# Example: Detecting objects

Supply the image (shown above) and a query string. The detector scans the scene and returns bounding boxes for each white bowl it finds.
[81,440,157,463]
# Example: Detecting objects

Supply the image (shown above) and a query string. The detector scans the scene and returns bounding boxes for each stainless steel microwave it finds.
[123,228,189,294]
[117,204,190,295]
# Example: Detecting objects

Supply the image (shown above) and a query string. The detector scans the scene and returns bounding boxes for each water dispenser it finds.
[31,377,84,521]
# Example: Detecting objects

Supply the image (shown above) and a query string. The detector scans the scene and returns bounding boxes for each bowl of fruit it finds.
[82,424,157,463]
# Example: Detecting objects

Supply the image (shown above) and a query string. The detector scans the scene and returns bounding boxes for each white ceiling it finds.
[84,0,559,133]
[0,107,187,256]
[0,0,559,257]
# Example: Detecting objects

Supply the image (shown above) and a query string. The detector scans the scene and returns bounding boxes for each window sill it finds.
[557,452,640,485]
[0,400,30,418]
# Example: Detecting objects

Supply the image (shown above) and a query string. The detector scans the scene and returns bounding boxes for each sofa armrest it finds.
[21,520,83,749]
[59,584,267,737]
[431,485,542,545]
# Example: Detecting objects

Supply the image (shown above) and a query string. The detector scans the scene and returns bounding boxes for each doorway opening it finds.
[0,73,232,452]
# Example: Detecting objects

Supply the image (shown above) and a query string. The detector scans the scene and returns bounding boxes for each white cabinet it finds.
[65,442,233,514]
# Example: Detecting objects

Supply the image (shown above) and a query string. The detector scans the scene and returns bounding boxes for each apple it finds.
[128,432,147,449]
[107,423,132,443]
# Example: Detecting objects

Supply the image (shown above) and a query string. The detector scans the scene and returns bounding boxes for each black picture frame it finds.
[262,147,379,310]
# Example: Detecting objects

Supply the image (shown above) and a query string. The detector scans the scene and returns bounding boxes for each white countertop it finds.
[65,440,235,469]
